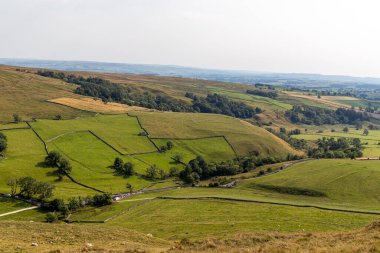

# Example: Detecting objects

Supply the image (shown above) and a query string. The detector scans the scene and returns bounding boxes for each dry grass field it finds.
[49,97,150,113]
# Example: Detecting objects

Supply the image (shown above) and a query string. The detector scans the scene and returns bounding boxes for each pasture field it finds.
[31,114,157,154]
[247,159,380,211]
[206,86,293,111]
[68,199,146,221]
[0,122,29,130]
[0,129,96,199]
[0,196,31,214]
[152,137,236,162]
[130,111,300,158]
[106,198,378,240]
[0,66,93,122]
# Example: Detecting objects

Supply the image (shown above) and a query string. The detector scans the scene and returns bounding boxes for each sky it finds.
[1,0,380,77]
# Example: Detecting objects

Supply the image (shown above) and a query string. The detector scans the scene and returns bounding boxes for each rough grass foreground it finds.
[1,221,380,252]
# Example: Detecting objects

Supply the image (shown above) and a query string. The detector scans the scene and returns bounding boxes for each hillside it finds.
[0,66,93,122]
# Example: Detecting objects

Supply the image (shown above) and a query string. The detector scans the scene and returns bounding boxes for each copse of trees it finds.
[285,105,370,125]
[178,154,302,185]
[307,137,363,159]
[187,93,260,118]
[159,141,174,152]
[112,158,135,177]
[247,89,278,98]
[266,128,308,150]
[37,70,259,119]
[45,151,72,176]
[0,132,7,152]
[7,176,55,200]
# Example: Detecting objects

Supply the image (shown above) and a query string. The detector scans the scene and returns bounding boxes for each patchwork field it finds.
[0,129,97,199]
[31,114,157,154]
[130,111,300,158]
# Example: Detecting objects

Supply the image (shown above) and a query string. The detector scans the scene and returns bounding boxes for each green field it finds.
[106,198,378,239]
[31,114,157,154]
[130,111,300,158]
[0,129,96,199]
[0,196,31,214]
[0,122,29,130]
[246,159,380,211]
[152,137,236,162]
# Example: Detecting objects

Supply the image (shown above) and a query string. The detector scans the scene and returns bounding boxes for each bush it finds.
[45,212,59,223]
[92,193,112,206]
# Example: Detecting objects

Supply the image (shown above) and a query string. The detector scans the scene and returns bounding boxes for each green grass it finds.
[105,198,379,240]
[152,137,236,162]
[0,122,29,130]
[69,200,145,221]
[0,129,96,199]
[130,111,300,158]
[206,86,293,111]
[0,196,31,213]
[0,67,93,122]
[31,114,157,154]
[246,159,380,211]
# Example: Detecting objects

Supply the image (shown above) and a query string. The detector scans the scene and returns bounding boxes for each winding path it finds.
[0,206,38,217]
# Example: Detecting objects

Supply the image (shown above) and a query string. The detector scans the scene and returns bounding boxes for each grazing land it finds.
[130,111,300,158]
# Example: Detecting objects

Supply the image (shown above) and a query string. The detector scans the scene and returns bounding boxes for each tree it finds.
[363,129,369,136]
[145,165,159,179]
[92,193,112,206]
[123,162,134,176]
[45,212,59,223]
[166,141,174,150]
[113,157,124,172]
[343,127,349,133]
[7,178,18,195]
[34,181,55,200]
[173,154,183,163]
[169,167,179,177]
[18,176,37,199]
[57,157,72,175]
[45,151,62,167]
[67,197,81,211]
[13,114,22,123]
[54,115,62,120]
[0,138,7,152]
[126,183,133,193]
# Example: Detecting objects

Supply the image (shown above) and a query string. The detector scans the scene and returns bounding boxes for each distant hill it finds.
[2,58,380,88]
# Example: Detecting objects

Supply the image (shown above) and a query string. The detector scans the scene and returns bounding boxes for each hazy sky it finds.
[1,0,380,77]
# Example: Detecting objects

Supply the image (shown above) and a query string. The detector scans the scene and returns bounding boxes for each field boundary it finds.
[158,196,380,215]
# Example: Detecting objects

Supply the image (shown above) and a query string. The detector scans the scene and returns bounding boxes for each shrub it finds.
[45,212,59,223]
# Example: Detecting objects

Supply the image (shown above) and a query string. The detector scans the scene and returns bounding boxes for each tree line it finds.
[246,89,278,98]
[36,70,259,119]
[307,137,363,159]
[285,105,370,125]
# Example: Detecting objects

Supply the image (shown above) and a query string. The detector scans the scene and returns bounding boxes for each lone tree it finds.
[45,151,62,167]
[113,157,124,172]
[13,114,22,123]
[124,162,134,176]
[57,157,72,175]
[343,127,349,133]
[126,183,133,193]
[363,129,369,136]
[7,178,19,195]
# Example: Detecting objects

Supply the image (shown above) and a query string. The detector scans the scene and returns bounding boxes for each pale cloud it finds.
[1,0,380,77]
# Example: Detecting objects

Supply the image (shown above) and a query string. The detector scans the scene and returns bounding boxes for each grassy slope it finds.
[247,159,380,211]
[0,196,31,213]
[107,198,378,239]
[0,129,96,198]
[0,66,93,122]
[130,111,300,158]
[31,114,157,154]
